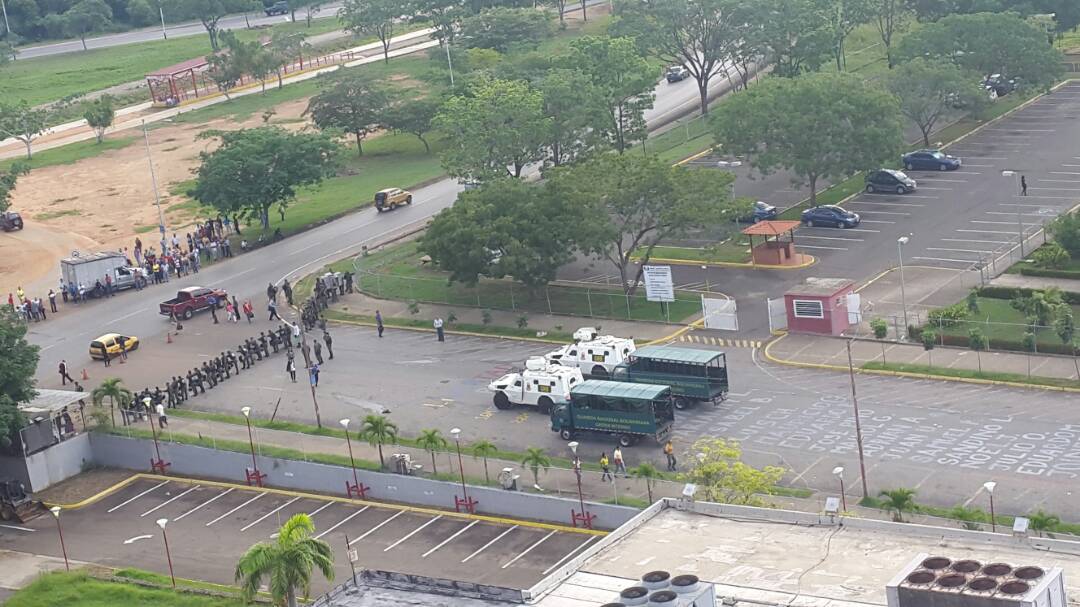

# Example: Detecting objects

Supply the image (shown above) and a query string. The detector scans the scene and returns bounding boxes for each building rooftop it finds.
[785,277,855,297]
[630,344,725,365]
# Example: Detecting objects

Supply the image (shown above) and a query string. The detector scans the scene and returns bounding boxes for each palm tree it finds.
[235,513,334,607]
[91,377,132,428]
[630,462,662,503]
[417,429,448,475]
[1028,510,1061,537]
[359,414,397,469]
[878,488,917,522]
[520,447,551,489]
[471,440,498,484]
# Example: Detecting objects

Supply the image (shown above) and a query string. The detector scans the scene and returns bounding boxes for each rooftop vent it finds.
[952,560,982,574]
[610,573,715,607]
[888,554,1066,607]
[982,563,1013,577]
[619,586,649,607]
[642,571,671,591]
[648,590,679,606]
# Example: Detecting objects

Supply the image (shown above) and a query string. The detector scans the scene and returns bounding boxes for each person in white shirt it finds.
[434,317,444,342]
[155,403,168,428]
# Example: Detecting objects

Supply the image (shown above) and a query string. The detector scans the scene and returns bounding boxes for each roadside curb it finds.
[641,254,817,270]
[326,316,569,344]
[762,332,1080,393]
[42,473,141,510]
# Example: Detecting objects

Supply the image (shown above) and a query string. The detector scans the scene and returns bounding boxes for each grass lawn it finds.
[0,136,136,171]
[353,241,701,323]
[2,17,345,107]
[863,361,1080,390]
[5,571,246,607]
[324,309,575,342]
[645,242,751,264]
[928,296,1080,349]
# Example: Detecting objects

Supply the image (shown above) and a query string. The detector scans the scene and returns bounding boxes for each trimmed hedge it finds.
[937,332,1077,356]
[1019,266,1080,280]
[975,286,1080,305]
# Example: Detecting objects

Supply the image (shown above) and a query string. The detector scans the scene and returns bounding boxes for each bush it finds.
[927,303,969,327]
[937,333,1077,355]
[976,286,1080,305]
[1048,212,1080,258]
[922,329,937,350]
[870,318,888,339]
[1019,266,1080,279]
[1032,242,1071,268]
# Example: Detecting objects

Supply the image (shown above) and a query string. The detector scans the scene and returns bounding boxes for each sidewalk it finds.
[766,332,1080,385]
[991,272,1080,293]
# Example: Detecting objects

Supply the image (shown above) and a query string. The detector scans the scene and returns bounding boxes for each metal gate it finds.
[702,296,738,331]
[767,297,787,332]
[846,293,863,325]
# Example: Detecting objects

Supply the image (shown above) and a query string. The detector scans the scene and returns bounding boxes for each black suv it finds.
[0,211,23,232]
[264,1,289,16]
[865,169,917,194]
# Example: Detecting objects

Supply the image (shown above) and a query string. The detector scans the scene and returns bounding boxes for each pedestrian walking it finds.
[286,358,297,382]
[310,363,320,387]
[103,350,111,367]
[434,317,444,342]
[375,310,384,338]
[243,300,254,323]
[118,336,128,360]
[48,290,57,313]
[208,295,219,324]
[156,402,168,428]
[268,300,280,321]
[322,331,333,359]
[664,440,677,471]
[267,282,277,302]
[600,452,612,482]
[59,360,74,385]
[313,340,324,365]
[613,446,626,477]
[226,300,236,323]
[1020,174,1028,196]
[283,279,293,306]
[37,298,47,321]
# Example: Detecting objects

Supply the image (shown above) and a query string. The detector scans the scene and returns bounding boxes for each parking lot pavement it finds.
[0,477,601,592]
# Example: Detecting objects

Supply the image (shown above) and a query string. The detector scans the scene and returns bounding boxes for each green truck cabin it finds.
[551,380,674,447]
[612,345,728,409]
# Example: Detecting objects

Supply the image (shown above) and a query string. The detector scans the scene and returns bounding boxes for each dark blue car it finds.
[902,149,962,171]
[801,205,860,229]
[738,201,778,224]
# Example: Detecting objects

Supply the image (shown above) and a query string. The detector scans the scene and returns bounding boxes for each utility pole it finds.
[142,120,167,249]
[1,0,11,36]
[846,340,870,498]
[159,6,167,40]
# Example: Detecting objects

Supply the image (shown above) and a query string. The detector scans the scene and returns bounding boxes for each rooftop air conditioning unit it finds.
[611,575,716,607]
[887,553,1066,607]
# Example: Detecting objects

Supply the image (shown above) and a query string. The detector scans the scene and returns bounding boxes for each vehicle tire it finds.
[493,392,513,410]
[406,196,413,205]
[183,308,193,320]
[939,164,947,171]
[896,185,905,195]
[806,220,815,228]
[590,365,609,379]
[865,184,875,193]
[559,429,574,441]
[618,434,635,448]
[752,216,761,223]
[0,505,13,521]
[538,396,554,415]
[905,163,913,171]
[673,396,691,410]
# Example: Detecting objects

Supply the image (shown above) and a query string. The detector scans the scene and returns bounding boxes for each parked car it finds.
[0,211,23,232]
[159,286,228,320]
[665,65,690,83]
[801,205,860,228]
[902,149,961,171]
[865,169,917,194]
[89,333,140,360]
[374,188,412,212]
[983,74,1018,98]
[737,201,778,224]
[264,1,289,16]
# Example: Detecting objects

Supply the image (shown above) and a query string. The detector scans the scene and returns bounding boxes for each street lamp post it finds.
[845,341,871,499]
[339,419,368,499]
[145,397,170,474]
[445,41,455,87]
[896,236,910,337]
[141,120,167,250]
[1,0,11,36]
[156,518,176,588]
[450,428,477,513]
[832,466,846,512]
[1001,170,1025,256]
[984,481,997,533]
[159,6,167,39]
[568,442,594,529]
[241,407,266,487]
[49,506,70,571]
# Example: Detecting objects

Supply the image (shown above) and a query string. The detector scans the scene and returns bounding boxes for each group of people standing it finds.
[6,286,57,323]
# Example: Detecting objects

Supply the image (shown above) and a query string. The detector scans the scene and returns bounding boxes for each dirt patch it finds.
[32,467,135,506]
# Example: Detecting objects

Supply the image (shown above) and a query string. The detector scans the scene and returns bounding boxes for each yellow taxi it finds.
[374,188,412,212]
[89,333,140,360]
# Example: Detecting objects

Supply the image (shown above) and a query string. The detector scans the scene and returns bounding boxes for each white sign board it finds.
[642,265,675,302]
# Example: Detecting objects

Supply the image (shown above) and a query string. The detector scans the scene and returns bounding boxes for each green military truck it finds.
[612,345,728,409]
[550,380,674,447]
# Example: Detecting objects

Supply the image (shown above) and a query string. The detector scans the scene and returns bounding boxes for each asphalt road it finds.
[24,65,741,382]
[15,5,345,60]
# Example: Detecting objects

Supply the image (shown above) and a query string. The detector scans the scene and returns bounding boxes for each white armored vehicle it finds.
[545,327,636,378]
[488,357,584,413]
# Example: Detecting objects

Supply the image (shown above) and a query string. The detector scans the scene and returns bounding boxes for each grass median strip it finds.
[324,309,575,343]
[862,361,1080,390]
[5,570,248,607]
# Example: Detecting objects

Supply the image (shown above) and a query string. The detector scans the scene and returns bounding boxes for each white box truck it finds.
[60,251,146,298]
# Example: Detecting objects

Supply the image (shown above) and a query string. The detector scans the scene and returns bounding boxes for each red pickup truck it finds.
[159,286,228,319]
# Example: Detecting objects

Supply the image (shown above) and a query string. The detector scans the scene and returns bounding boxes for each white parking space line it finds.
[970,221,1041,226]
[1063,164,1080,168]
[316,506,370,540]
[796,245,848,251]
[1035,179,1080,183]
[919,179,968,183]
[942,238,1012,244]
[986,211,1057,216]
[206,492,266,527]
[501,530,557,569]
[848,201,925,207]
[984,128,1054,132]
[912,187,952,191]
[1014,195,1077,199]
[384,515,443,552]
[833,228,879,233]
[0,524,35,533]
[348,509,403,545]
[912,256,976,265]
[852,210,910,215]
[176,488,232,521]
[308,501,335,517]
[999,203,1063,208]
[140,485,200,517]
[422,520,479,558]
[863,193,938,199]
[927,247,993,254]
[1032,187,1080,191]
[462,525,517,563]
[954,156,1007,160]
[541,536,599,576]
[107,481,170,513]
[957,229,1020,235]
[241,496,302,532]
[961,164,994,168]
[1050,171,1080,175]
[795,235,864,241]
[859,220,895,224]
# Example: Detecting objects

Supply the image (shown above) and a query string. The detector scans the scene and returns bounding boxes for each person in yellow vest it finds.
[664,440,677,471]
[600,452,612,482]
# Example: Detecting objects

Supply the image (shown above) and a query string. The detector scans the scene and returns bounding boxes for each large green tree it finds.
[434,77,550,181]
[383,96,442,153]
[0,101,49,159]
[306,74,395,155]
[173,0,257,50]
[554,154,738,295]
[62,0,113,51]
[871,0,908,68]
[886,58,988,146]
[748,0,832,76]
[0,163,30,214]
[0,309,39,449]
[712,72,902,206]
[421,178,583,288]
[566,36,655,153]
[235,514,334,607]
[413,0,468,45]
[83,95,115,143]
[191,127,341,229]
[339,0,398,63]
[681,438,785,506]
[818,0,876,71]
[537,68,604,167]
[459,6,554,52]
[614,0,738,115]
[897,12,1064,90]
